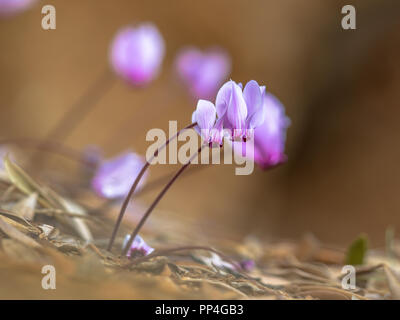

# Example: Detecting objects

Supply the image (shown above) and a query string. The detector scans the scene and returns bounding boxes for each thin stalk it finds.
[135,163,209,197]
[121,145,204,256]
[31,69,116,167]
[106,122,197,252]
[90,162,209,215]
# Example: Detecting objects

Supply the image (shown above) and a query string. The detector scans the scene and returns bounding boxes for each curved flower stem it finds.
[121,145,205,256]
[106,122,197,252]
[31,69,116,168]
[92,163,209,215]
[135,163,210,197]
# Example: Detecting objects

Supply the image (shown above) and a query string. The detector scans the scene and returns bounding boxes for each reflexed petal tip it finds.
[215,80,235,118]
[91,151,148,199]
[193,99,216,141]
[243,80,262,116]
[227,81,247,137]
[176,47,231,100]
[123,234,154,258]
[110,23,165,86]
[243,80,265,130]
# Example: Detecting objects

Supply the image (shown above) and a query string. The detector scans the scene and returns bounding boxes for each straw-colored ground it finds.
[0,155,399,300]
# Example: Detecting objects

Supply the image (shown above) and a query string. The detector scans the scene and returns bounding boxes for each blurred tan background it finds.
[1,0,400,247]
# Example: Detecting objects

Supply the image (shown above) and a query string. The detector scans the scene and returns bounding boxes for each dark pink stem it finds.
[121,145,204,256]
[106,122,197,252]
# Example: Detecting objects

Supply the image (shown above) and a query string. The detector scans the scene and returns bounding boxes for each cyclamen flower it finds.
[175,47,230,100]
[216,80,266,141]
[123,234,154,258]
[0,0,36,17]
[91,151,148,199]
[232,92,290,169]
[110,23,165,86]
[192,79,267,146]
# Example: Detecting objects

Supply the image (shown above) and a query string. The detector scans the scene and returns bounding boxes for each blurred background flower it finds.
[110,23,165,86]
[91,151,148,199]
[0,0,36,17]
[175,47,230,100]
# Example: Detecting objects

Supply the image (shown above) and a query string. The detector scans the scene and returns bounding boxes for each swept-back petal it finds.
[193,99,216,141]
[215,80,234,118]
[243,80,262,117]
[227,81,247,134]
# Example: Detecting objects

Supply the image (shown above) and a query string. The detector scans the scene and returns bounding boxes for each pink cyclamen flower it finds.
[91,151,148,199]
[110,23,165,86]
[216,80,266,140]
[192,99,227,147]
[0,0,36,17]
[175,47,230,100]
[192,80,269,146]
[232,92,290,169]
[123,234,154,258]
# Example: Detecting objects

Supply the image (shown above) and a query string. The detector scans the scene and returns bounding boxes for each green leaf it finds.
[345,234,368,266]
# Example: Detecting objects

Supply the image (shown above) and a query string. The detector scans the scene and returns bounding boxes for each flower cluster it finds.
[192,79,289,169]
[192,80,266,143]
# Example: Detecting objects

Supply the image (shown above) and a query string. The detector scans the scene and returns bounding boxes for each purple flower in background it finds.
[232,92,290,169]
[176,47,230,100]
[123,234,154,258]
[110,23,165,86]
[239,259,255,272]
[91,151,148,199]
[0,0,36,17]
